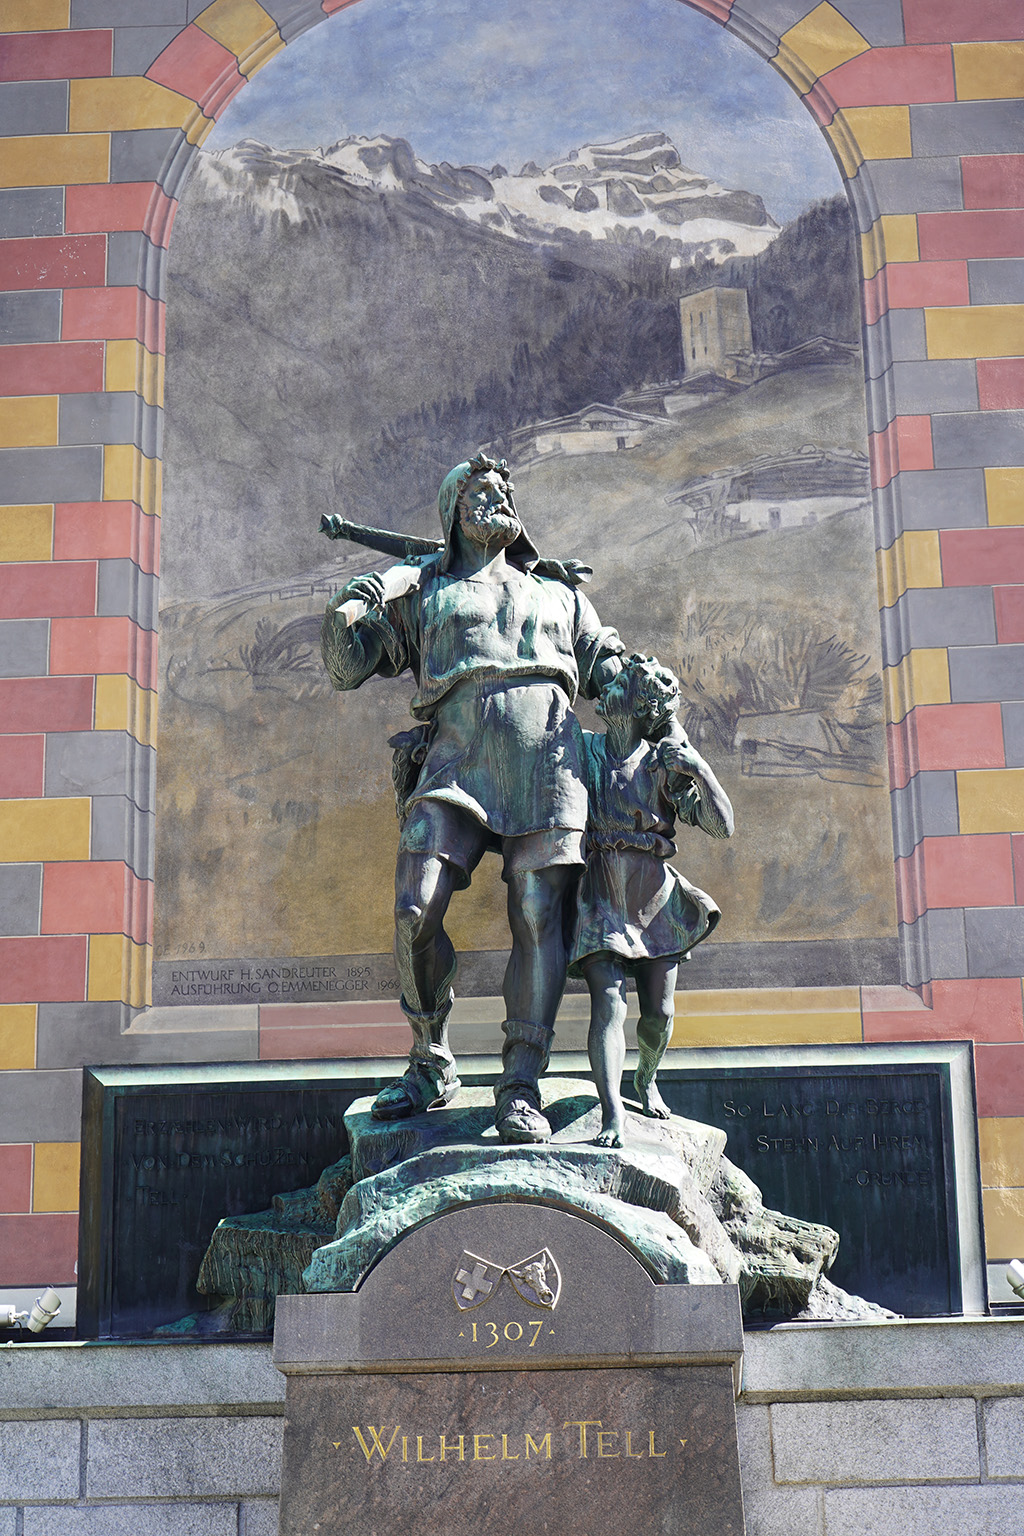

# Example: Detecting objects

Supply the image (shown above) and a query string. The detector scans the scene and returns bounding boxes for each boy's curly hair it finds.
[617,653,681,730]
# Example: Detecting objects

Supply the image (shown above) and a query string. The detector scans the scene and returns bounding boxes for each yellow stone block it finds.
[185,108,216,145]
[980,1116,1024,1190]
[986,467,1024,527]
[194,0,280,67]
[672,1009,862,1049]
[954,41,1024,102]
[0,1006,36,1071]
[69,77,193,135]
[88,933,150,1007]
[0,396,58,449]
[103,444,162,516]
[0,505,52,562]
[926,304,1024,360]
[0,133,109,188]
[0,798,90,862]
[0,1,69,30]
[957,768,1024,835]
[33,1142,80,1214]
[983,1187,1024,1261]
[778,2,869,87]
[860,217,917,283]
[94,674,158,747]
[883,648,951,725]
[105,341,164,408]
[837,105,913,164]
[877,531,943,608]
[674,986,860,1016]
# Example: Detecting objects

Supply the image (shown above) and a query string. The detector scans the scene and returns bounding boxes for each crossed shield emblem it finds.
[452,1248,562,1311]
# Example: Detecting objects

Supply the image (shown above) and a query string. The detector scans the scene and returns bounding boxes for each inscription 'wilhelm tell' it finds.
[342,1422,685,1465]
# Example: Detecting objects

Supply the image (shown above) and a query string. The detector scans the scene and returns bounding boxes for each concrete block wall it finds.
[1,0,1024,1301]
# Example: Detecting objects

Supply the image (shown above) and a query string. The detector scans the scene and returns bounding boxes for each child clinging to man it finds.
[568,654,734,1147]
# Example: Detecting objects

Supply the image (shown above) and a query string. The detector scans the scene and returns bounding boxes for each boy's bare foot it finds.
[595,1110,625,1147]
[634,1072,670,1120]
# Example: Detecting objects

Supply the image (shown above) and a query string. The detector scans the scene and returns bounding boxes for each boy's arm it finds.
[657,720,734,840]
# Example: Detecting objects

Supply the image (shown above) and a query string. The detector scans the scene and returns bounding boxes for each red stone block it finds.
[995,586,1024,644]
[0,561,95,619]
[0,734,44,798]
[886,260,971,309]
[0,676,93,734]
[146,25,245,118]
[0,29,112,82]
[64,182,175,246]
[862,270,886,327]
[978,358,1024,411]
[868,420,897,488]
[0,1145,32,1214]
[1012,833,1024,903]
[963,155,1024,211]
[49,616,158,690]
[941,527,1024,585]
[259,1024,412,1061]
[887,717,913,790]
[913,702,1005,772]
[820,46,954,108]
[865,977,1024,1045]
[260,1001,408,1028]
[53,502,159,574]
[61,288,164,350]
[919,210,1024,262]
[0,1213,78,1286]
[0,341,104,397]
[0,236,107,294]
[894,849,923,925]
[0,935,88,1004]
[41,861,151,943]
[920,833,1015,911]
[976,1043,1024,1118]
[895,414,934,471]
[904,0,1024,44]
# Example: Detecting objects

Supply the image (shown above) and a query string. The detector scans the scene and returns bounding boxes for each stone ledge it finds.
[0,1342,284,1413]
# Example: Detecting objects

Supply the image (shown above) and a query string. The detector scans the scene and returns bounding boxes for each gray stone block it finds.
[832,0,903,44]
[37,1000,127,1069]
[0,1508,15,1536]
[0,446,103,507]
[824,1484,1024,1536]
[893,467,988,532]
[1003,702,1024,768]
[0,861,42,936]
[59,393,162,459]
[45,731,155,808]
[736,1403,821,1536]
[771,1397,979,1484]
[90,796,155,880]
[0,1068,83,1142]
[0,1418,80,1500]
[737,0,813,40]
[0,617,49,678]
[966,907,1024,980]
[890,771,960,859]
[24,1507,238,1536]
[260,1,323,43]
[933,410,1024,471]
[110,127,190,194]
[863,310,928,381]
[984,1397,1024,1478]
[241,1499,282,1536]
[880,586,995,668]
[900,907,969,987]
[969,259,1024,306]
[36,1000,258,1067]
[0,290,62,344]
[107,231,167,301]
[71,0,188,23]
[889,360,979,419]
[0,81,68,138]
[864,157,963,215]
[0,1340,284,1411]
[86,1416,284,1498]
[949,643,1024,703]
[0,187,64,240]
[97,559,159,629]
[912,101,1024,158]
[113,25,185,76]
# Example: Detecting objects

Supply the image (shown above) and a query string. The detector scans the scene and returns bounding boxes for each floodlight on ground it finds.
[1007,1260,1024,1300]
[0,1288,62,1332]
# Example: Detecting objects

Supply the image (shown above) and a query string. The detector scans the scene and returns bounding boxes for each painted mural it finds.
[154,0,897,1007]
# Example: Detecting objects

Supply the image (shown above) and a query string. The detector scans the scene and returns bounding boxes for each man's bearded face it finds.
[458,469,522,548]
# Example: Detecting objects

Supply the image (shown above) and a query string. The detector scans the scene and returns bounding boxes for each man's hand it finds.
[328,571,386,613]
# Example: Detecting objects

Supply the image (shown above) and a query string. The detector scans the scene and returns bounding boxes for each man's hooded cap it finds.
[436,454,540,574]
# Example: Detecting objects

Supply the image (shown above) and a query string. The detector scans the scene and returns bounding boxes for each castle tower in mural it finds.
[679,286,752,377]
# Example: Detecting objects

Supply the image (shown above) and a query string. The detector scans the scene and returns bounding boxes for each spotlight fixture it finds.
[0,1288,62,1333]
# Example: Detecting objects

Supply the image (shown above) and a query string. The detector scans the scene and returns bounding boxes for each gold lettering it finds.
[624,1431,643,1459]
[597,1431,620,1458]
[332,1442,342,1450]
[564,1420,602,1459]
[416,1437,435,1463]
[352,1426,401,1463]
[474,1434,496,1462]
[525,1432,552,1460]
[679,1439,688,1449]
[402,1437,409,1462]
[648,1431,667,1458]
[501,1434,520,1461]
[528,1319,544,1347]
[439,1435,466,1462]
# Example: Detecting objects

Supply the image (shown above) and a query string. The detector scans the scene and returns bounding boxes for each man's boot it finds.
[371,983,460,1120]
[494,1018,553,1144]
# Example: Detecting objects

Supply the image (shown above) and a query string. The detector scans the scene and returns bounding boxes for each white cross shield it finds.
[452,1251,505,1310]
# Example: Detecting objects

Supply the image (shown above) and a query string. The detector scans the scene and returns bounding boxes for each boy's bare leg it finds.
[634,959,677,1119]
[582,956,629,1146]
